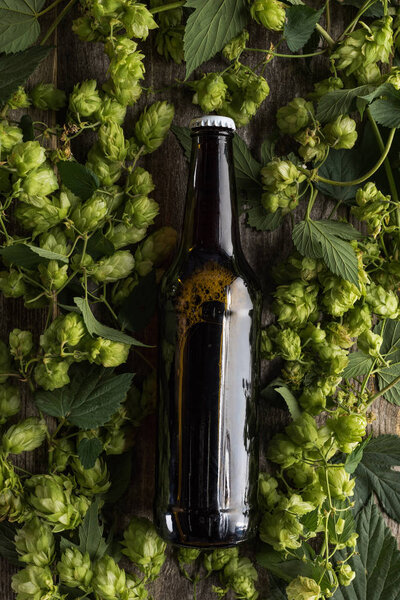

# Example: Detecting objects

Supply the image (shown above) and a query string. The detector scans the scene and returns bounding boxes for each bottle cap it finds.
[189,115,236,131]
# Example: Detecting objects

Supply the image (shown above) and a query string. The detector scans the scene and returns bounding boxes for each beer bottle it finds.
[155,115,261,547]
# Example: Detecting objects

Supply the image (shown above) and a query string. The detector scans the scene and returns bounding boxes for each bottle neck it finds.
[183,129,237,256]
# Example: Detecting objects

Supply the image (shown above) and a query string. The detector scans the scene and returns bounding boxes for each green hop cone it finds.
[261,159,306,192]
[16,193,70,236]
[366,282,399,318]
[57,313,86,347]
[309,76,344,99]
[222,556,258,599]
[327,413,367,453]
[178,547,201,565]
[104,39,145,106]
[30,83,66,110]
[122,516,167,580]
[14,517,55,567]
[11,565,60,600]
[299,386,327,415]
[98,120,127,162]
[9,329,33,359]
[40,227,69,255]
[8,141,46,177]
[123,195,159,229]
[134,101,174,154]
[352,182,391,237]
[275,328,302,361]
[250,0,285,31]
[49,436,74,473]
[295,127,327,163]
[69,80,102,118]
[320,274,361,317]
[156,25,185,64]
[25,473,90,532]
[126,167,155,196]
[0,120,23,156]
[134,226,177,276]
[273,281,319,327]
[267,433,302,468]
[34,359,71,391]
[204,547,238,572]
[71,189,108,232]
[286,576,321,600]
[323,115,358,150]
[21,163,59,197]
[3,417,47,455]
[358,329,383,358]
[319,466,355,500]
[0,270,26,298]
[260,510,303,552]
[89,250,135,283]
[71,15,99,41]
[337,563,356,586]
[57,547,93,590]
[92,555,126,600]
[38,260,68,290]
[277,97,314,136]
[86,143,122,186]
[326,322,353,349]
[277,493,314,516]
[95,98,127,125]
[191,73,228,113]
[8,86,30,109]
[285,413,318,449]
[0,383,20,424]
[121,3,158,39]
[91,0,124,18]
[300,322,326,346]
[258,473,280,510]
[72,456,111,496]
[107,223,147,249]
[85,337,130,368]
[318,342,349,375]
[223,29,249,61]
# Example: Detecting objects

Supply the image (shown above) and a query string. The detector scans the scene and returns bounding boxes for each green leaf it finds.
[327,499,355,546]
[246,205,283,231]
[345,434,372,474]
[0,522,20,566]
[355,435,400,523]
[57,161,99,201]
[35,363,134,429]
[184,0,249,77]
[86,231,115,260]
[233,133,262,189]
[369,88,400,128]
[77,497,108,561]
[20,114,34,142]
[334,499,400,600]
[316,85,374,123]
[284,5,324,52]
[0,0,45,54]
[118,270,158,333]
[0,46,51,105]
[260,137,276,164]
[77,437,103,469]
[375,319,400,405]
[171,124,191,161]
[274,386,301,420]
[0,243,68,268]
[292,219,360,285]
[342,351,374,379]
[74,297,147,347]
[257,544,326,583]
[316,149,364,203]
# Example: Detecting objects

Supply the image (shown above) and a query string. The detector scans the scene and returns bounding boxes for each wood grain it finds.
[1,3,399,598]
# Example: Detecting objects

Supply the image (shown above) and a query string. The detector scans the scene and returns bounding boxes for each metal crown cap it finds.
[189,115,236,131]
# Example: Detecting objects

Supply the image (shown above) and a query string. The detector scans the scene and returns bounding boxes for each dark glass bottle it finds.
[155,115,261,548]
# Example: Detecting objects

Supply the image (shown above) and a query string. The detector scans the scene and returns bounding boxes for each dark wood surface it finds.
[1,4,399,598]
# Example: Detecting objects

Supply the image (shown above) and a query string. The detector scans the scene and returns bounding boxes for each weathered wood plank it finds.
[1,4,400,598]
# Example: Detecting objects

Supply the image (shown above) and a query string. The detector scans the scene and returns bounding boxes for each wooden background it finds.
[1,3,400,598]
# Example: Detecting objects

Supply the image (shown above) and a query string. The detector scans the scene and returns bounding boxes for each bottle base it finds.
[154,507,255,548]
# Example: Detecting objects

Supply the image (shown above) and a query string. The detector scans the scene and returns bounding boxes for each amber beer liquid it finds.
[155,115,261,547]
